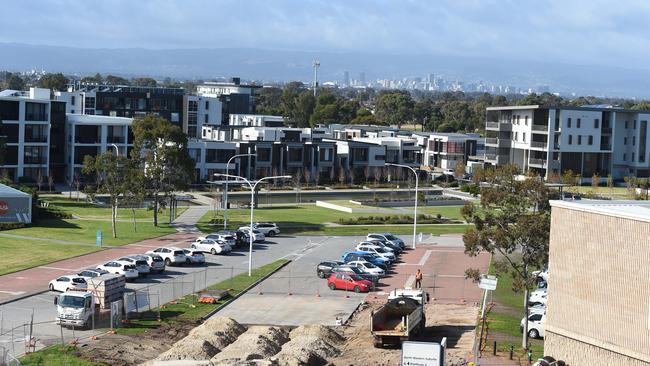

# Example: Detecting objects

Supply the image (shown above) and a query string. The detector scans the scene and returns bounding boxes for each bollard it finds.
[493,340,497,356]
[509,345,514,360]
[527,350,533,363]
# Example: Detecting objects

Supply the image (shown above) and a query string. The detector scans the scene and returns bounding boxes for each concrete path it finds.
[170,204,211,232]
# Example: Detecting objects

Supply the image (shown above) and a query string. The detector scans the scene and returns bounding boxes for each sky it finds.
[2,0,650,70]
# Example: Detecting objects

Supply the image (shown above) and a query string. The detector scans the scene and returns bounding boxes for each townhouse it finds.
[485,105,650,180]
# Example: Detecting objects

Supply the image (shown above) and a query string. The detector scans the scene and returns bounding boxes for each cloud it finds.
[1,0,650,69]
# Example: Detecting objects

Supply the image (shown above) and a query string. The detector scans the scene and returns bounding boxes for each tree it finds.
[561,169,575,187]
[81,73,103,84]
[606,174,614,196]
[462,165,550,350]
[36,169,43,192]
[256,87,283,115]
[375,91,414,128]
[48,174,54,192]
[5,74,25,90]
[131,115,195,226]
[591,173,600,191]
[82,152,129,238]
[37,73,69,91]
[122,163,146,232]
[454,162,466,180]
[105,75,130,86]
[132,77,157,87]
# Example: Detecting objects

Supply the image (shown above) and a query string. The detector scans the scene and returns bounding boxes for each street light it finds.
[109,143,119,155]
[213,173,291,276]
[386,163,419,249]
[223,153,257,229]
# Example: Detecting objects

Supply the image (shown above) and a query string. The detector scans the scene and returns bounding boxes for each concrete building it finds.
[196,79,260,123]
[0,88,65,182]
[546,199,650,365]
[485,105,650,180]
[184,95,223,139]
[417,132,479,172]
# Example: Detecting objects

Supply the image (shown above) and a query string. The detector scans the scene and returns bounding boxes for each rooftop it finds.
[487,104,650,114]
[0,183,30,198]
[550,200,650,223]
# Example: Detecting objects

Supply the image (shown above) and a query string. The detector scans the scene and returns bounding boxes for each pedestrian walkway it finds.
[170,204,211,232]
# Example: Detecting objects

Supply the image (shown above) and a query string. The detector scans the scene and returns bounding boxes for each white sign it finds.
[401,341,442,366]
[479,275,498,291]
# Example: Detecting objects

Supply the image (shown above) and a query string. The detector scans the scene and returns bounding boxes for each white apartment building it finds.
[229,114,284,127]
[188,139,237,182]
[0,88,64,181]
[417,132,479,172]
[184,95,223,139]
[65,114,133,182]
[354,136,421,167]
[485,105,650,179]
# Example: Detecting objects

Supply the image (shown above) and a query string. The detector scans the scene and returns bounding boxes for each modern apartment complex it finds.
[485,105,650,179]
[546,200,650,365]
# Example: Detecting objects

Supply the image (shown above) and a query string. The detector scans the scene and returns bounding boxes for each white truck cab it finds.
[55,290,95,328]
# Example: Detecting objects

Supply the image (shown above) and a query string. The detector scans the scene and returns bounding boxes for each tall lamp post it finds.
[386,163,419,249]
[109,143,119,155]
[223,153,256,229]
[213,173,291,276]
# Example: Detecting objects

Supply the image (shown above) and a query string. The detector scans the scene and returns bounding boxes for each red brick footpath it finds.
[0,232,197,304]
[366,242,490,304]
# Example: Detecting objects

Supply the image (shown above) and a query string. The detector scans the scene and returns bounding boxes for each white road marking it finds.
[37,266,76,271]
[0,290,26,296]
[404,275,415,288]
[418,249,433,266]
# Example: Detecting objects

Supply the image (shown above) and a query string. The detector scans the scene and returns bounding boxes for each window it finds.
[205,101,209,110]
[568,135,572,144]
[71,96,76,106]
[522,132,526,142]
[632,152,635,161]
[578,135,582,145]
[524,116,529,125]
[588,135,593,145]
[257,147,271,161]
[529,314,543,322]
[204,114,208,124]
[625,121,629,129]
[633,136,636,146]
[288,147,303,162]
[640,121,647,163]
[624,137,628,145]
[594,119,599,128]
[514,132,518,141]
[623,153,626,161]
[352,148,368,162]
[25,102,47,121]
[634,120,637,129]
[567,118,572,128]
[577,118,581,128]
[25,124,47,142]
[24,146,47,164]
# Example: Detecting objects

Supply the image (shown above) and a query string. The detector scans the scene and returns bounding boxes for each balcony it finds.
[530,141,548,149]
[485,137,498,146]
[485,154,509,165]
[531,124,548,133]
[529,158,547,167]
[486,121,512,131]
[602,127,612,134]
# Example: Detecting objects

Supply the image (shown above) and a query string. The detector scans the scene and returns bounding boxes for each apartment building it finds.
[413,132,478,172]
[65,114,133,182]
[545,200,650,365]
[354,136,421,167]
[184,95,223,139]
[485,105,650,179]
[196,79,260,123]
[0,88,65,181]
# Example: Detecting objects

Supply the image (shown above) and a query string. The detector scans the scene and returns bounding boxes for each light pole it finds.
[213,173,290,276]
[386,163,419,249]
[223,153,256,229]
[109,143,119,155]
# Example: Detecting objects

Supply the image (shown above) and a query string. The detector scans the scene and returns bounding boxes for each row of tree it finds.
[0,72,164,93]
[81,115,194,238]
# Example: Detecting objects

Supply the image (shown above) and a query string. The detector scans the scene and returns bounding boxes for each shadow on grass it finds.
[31,218,81,229]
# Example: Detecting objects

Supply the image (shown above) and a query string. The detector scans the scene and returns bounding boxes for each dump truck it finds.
[371,288,427,347]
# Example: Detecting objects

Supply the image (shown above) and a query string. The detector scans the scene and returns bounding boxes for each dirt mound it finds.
[210,326,289,364]
[272,325,343,365]
[157,317,246,361]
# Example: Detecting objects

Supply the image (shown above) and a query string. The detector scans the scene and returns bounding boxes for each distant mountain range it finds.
[1,42,649,98]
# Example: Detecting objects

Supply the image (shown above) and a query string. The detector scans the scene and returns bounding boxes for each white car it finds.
[366,233,406,249]
[346,260,386,277]
[238,227,266,242]
[118,256,151,276]
[147,247,188,266]
[96,261,139,281]
[198,234,236,248]
[183,249,206,264]
[191,238,232,255]
[355,244,396,262]
[253,222,280,236]
[360,240,397,254]
[49,275,87,292]
[137,254,166,273]
[77,268,109,281]
[521,313,546,339]
[529,290,548,306]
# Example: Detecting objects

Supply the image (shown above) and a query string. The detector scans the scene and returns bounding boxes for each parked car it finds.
[358,240,397,254]
[77,268,109,281]
[96,260,139,281]
[118,256,151,276]
[365,239,402,254]
[332,265,379,284]
[216,230,248,247]
[200,233,237,248]
[342,251,389,269]
[529,290,548,306]
[137,254,166,273]
[355,244,396,262]
[183,248,206,264]
[327,273,372,293]
[520,313,546,339]
[146,247,187,266]
[366,233,406,249]
[237,227,266,242]
[316,260,345,278]
[191,238,232,255]
[345,260,386,277]
[253,222,280,236]
[49,275,87,292]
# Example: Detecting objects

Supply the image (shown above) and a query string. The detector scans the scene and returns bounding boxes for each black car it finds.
[218,230,248,247]
[316,260,344,278]
[332,265,379,284]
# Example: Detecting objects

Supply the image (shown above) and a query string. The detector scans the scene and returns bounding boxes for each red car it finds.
[327,273,372,293]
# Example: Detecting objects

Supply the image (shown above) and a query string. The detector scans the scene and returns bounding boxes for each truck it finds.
[54,289,95,329]
[371,288,427,347]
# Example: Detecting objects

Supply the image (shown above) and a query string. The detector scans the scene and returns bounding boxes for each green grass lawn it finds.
[21,345,103,366]
[39,196,187,220]
[196,204,469,236]
[0,239,102,276]
[408,205,467,220]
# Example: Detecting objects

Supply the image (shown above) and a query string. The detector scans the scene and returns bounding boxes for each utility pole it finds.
[312,60,320,97]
